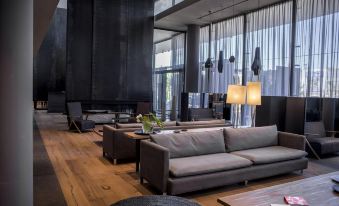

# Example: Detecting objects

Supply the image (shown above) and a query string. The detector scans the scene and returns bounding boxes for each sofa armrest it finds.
[278,131,306,151]
[140,140,169,193]
[103,125,116,157]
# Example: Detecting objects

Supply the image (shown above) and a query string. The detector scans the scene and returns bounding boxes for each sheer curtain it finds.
[211,16,244,92]
[199,16,244,93]
[153,33,185,119]
[294,0,339,97]
[243,1,293,126]
[169,34,185,116]
[245,1,293,96]
[199,26,210,92]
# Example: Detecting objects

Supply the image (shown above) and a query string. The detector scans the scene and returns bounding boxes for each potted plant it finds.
[136,113,164,134]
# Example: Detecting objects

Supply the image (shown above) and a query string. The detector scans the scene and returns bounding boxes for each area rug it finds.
[316,154,339,170]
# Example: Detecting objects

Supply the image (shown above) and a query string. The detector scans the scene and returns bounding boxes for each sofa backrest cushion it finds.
[162,121,177,127]
[304,121,326,137]
[223,125,278,152]
[177,119,225,126]
[116,123,142,129]
[150,130,226,158]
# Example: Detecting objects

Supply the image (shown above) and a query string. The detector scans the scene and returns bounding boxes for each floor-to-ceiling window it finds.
[245,1,293,96]
[199,16,244,93]
[242,1,293,125]
[294,0,339,97]
[153,32,185,120]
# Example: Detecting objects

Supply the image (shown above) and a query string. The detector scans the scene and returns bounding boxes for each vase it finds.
[142,123,153,134]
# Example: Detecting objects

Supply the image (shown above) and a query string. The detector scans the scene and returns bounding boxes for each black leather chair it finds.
[304,121,339,156]
[67,102,95,133]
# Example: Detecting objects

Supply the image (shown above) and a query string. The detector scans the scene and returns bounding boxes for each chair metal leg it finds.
[71,120,82,133]
[244,180,248,186]
[305,138,321,160]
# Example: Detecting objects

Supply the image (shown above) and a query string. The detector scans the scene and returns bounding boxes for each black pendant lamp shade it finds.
[205,57,213,69]
[251,47,261,76]
[217,51,223,73]
[229,55,235,63]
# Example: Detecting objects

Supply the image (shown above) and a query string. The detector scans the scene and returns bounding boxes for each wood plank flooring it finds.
[34,111,337,206]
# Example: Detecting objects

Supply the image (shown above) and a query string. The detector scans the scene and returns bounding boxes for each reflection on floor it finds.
[34,111,338,206]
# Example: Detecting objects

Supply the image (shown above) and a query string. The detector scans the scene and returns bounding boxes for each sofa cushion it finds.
[224,125,278,152]
[162,121,177,127]
[177,119,225,126]
[169,153,253,177]
[116,123,142,129]
[308,137,339,154]
[231,146,307,165]
[150,130,225,158]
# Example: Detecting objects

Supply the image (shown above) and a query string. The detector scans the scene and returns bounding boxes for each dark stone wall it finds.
[66,0,93,101]
[67,0,154,104]
[34,8,67,101]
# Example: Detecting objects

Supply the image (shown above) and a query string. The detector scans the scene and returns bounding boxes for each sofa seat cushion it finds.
[224,125,278,152]
[231,146,307,165]
[169,153,253,177]
[116,123,142,129]
[151,130,226,158]
[308,137,339,154]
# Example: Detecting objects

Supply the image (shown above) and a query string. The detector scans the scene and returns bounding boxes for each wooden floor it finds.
[34,111,337,206]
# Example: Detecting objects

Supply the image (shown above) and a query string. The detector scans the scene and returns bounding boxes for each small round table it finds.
[111,195,201,206]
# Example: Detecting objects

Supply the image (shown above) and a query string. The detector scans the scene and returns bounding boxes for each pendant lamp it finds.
[217,51,223,73]
[251,47,261,76]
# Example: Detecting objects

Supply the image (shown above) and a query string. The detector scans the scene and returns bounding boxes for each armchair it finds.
[66,102,95,133]
[304,121,339,157]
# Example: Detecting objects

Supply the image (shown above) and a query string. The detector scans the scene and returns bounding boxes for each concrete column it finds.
[185,24,200,92]
[0,1,33,205]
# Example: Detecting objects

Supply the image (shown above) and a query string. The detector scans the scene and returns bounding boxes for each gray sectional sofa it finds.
[103,119,231,163]
[140,125,308,195]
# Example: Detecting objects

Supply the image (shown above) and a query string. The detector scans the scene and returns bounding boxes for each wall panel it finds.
[66,0,93,101]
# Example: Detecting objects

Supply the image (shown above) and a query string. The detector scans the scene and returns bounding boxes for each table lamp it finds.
[226,85,246,128]
[246,82,261,127]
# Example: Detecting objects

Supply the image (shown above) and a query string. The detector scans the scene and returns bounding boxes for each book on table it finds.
[284,196,309,206]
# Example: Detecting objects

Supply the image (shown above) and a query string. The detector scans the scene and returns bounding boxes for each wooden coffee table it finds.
[218,171,339,206]
[124,132,150,172]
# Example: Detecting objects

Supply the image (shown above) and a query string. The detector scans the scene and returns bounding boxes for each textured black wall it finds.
[66,0,93,101]
[67,0,154,104]
[34,8,67,101]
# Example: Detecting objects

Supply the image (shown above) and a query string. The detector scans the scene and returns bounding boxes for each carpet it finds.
[316,153,339,170]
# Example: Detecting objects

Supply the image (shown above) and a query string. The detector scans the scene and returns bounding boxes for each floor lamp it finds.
[226,85,246,128]
[247,82,261,127]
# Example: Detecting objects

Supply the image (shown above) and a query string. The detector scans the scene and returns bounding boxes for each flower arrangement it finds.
[136,113,164,134]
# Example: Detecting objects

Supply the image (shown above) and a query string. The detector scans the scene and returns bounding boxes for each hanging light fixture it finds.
[217,51,223,73]
[251,47,262,76]
[229,0,236,63]
[205,21,213,69]
[229,55,235,63]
